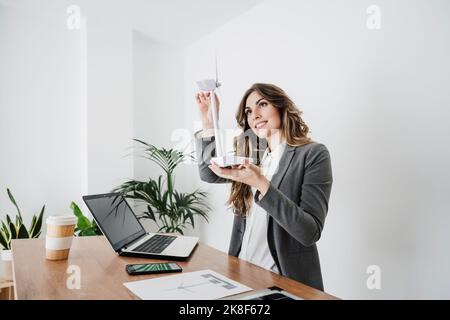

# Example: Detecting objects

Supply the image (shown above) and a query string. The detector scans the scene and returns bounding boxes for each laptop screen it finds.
[83,193,146,251]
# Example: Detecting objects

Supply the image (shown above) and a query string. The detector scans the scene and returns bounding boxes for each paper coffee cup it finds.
[45,215,77,260]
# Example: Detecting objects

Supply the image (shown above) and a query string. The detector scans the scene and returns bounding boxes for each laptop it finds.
[82,193,199,260]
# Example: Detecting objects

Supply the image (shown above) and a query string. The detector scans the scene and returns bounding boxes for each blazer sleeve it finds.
[254,143,333,246]
[194,130,232,184]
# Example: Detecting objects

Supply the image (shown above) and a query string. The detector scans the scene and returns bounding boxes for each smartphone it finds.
[126,262,183,275]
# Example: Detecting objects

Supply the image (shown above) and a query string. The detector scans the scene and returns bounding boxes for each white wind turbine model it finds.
[196,58,253,168]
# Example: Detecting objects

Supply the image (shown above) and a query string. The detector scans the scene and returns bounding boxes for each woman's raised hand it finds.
[208,159,271,196]
[195,91,220,130]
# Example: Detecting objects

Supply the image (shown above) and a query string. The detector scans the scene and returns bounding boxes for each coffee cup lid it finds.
[46,215,77,226]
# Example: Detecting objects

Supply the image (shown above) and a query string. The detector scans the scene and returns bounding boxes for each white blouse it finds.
[238,141,287,273]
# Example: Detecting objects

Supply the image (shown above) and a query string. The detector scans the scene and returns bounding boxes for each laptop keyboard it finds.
[133,234,177,254]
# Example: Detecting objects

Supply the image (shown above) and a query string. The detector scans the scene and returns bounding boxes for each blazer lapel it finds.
[266,144,296,225]
[270,145,296,189]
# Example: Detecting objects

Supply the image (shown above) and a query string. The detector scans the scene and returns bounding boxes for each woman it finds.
[194,83,333,291]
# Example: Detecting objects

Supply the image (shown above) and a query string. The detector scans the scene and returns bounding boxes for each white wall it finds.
[0,5,86,231]
[184,0,450,299]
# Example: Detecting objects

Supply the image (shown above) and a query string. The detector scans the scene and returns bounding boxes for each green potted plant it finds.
[0,189,44,280]
[113,139,210,235]
[70,202,103,236]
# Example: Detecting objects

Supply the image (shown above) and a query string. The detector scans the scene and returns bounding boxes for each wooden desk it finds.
[11,236,337,300]
[0,278,14,300]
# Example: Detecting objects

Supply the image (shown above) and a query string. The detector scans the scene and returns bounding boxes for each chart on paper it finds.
[123,269,252,300]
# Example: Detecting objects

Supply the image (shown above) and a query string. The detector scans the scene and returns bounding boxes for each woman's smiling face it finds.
[245,91,281,139]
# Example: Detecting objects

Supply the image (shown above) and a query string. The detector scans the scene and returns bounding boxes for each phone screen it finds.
[128,262,181,273]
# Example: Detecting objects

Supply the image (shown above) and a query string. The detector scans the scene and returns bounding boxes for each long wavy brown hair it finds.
[227,83,312,217]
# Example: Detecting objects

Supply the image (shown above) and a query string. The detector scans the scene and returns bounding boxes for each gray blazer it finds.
[195,133,333,291]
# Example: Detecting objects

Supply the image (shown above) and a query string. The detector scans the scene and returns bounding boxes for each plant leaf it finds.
[9,221,17,239]
[70,202,92,230]
[91,220,103,235]
[1,220,10,240]
[29,216,37,232]
[175,227,184,235]
[17,223,29,239]
[6,214,12,227]
[7,188,22,221]
[30,205,45,238]
[0,229,10,250]
[70,202,83,218]
[80,227,97,236]
[78,216,92,230]
[146,205,156,221]
[189,215,195,229]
